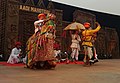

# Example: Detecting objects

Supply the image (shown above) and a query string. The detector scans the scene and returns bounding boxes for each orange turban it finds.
[84,22,90,29]
[38,13,46,19]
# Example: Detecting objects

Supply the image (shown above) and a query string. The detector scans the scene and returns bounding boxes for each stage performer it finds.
[70,30,81,64]
[82,22,101,66]
[91,33,99,63]
[7,42,22,64]
[26,13,56,69]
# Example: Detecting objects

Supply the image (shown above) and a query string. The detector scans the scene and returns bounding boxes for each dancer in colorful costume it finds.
[26,13,56,69]
[82,22,101,66]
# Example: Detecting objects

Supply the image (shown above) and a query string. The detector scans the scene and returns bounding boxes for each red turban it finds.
[15,42,22,47]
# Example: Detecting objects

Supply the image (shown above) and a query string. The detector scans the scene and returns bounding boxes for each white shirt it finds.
[10,47,21,56]
[34,20,44,33]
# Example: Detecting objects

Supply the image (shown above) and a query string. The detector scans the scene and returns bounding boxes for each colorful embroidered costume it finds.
[26,13,56,69]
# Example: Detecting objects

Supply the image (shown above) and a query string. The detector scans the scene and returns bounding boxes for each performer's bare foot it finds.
[66,60,70,64]
[24,65,27,68]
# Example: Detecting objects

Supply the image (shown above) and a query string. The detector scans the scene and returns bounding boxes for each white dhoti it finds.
[70,40,80,61]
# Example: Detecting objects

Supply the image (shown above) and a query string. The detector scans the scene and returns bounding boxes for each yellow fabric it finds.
[82,25,101,47]
[40,20,55,35]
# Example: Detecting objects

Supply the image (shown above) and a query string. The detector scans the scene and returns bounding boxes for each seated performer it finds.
[26,13,57,69]
[82,22,101,66]
[7,42,22,64]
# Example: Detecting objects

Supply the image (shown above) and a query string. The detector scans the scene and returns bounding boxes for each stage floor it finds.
[0,59,120,83]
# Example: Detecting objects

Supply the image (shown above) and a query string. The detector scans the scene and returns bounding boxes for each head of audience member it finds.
[15,42,22,49]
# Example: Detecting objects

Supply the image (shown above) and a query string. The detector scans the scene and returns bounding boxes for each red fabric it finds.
[57,61,84,64]
[61,31,66,38]
[0,62,24,66]
[53,43,60,50]
[0,61,84,66]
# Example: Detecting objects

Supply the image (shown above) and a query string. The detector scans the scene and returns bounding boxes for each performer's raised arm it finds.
[90,22,101,33]
[34,13,46,33]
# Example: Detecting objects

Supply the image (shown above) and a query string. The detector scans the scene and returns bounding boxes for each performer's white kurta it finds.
[70,34,81,60]
[7,48,21,64]
[70,34,81,50]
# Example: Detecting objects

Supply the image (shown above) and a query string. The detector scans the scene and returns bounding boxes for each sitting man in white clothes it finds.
[7,42,22,64]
